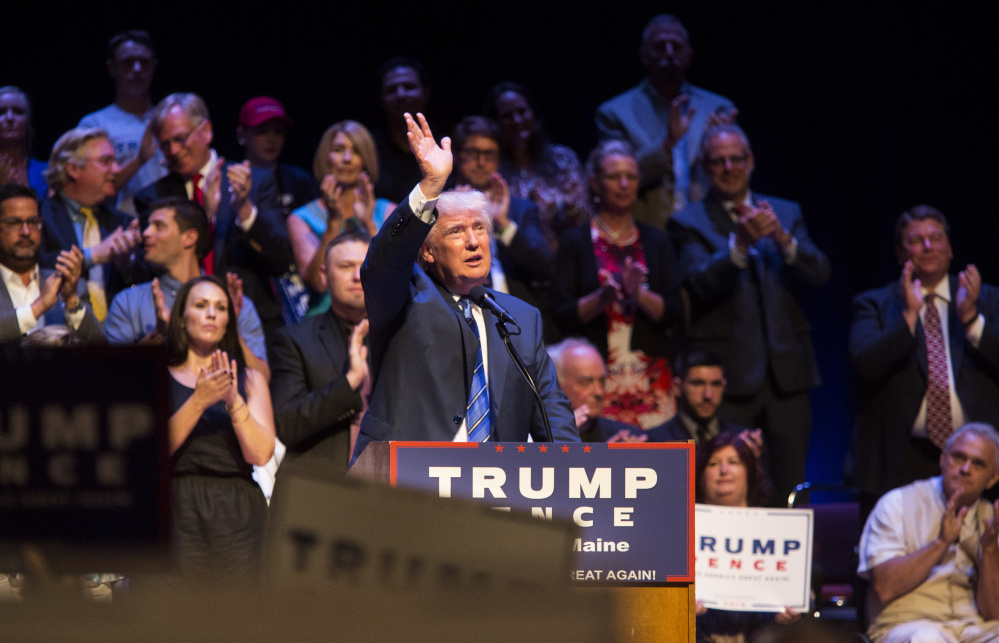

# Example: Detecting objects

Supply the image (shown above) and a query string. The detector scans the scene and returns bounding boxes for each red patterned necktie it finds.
[191,172,204,206]
[924,294,953,448]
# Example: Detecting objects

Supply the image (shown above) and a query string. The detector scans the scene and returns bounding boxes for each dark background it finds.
[4,1,996,488]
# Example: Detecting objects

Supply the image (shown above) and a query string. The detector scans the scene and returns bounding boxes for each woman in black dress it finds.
[166,275,275,586]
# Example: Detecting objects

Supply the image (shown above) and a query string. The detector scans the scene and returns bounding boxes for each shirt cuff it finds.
[16,304,38,335]
[728,233,749,269]
[409,185,439,224]
[496,220,518,246]
[63,305,86,330]
[236,204,258,231]
[781,236,799,264]
[965,313,985,348]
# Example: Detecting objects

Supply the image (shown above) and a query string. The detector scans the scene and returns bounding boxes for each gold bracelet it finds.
[226,399,246,414]
[231,409,251,424]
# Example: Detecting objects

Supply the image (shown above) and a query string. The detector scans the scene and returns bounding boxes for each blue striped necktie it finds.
[460,297,491,442]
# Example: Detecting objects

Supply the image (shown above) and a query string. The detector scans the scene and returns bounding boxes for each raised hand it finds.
[737,428,764,458]
[901,260,923,331]
[192,350,234,411]
[573,404,591,428]
[705,106,740,129]
[666,94,693,149]
[226,160,254,219]
[55,245,84,302]
[597,268,623,306]
[938,490,968,546]
[608,429,649,443]
[203,161,222,219]
[957,264,981,326]
[152,278,170,336]
[33,271,63,316]
[487,172,511,230]
[621,256,649,299]
[405,112,452,198]
[226,272,244,319]
[354,171,377,231]
[346,319,370,391]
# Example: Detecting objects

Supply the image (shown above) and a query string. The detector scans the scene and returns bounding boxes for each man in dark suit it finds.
[646,350,749,445]
[0,184,103,345]
[846,206,999,513]
[270,231,369,476]
[451,115,556,342]
[352,113,577,464]
[133,92,293,345]
[669,123,829,500]
[547,337,643,442]
[39,127,145,321]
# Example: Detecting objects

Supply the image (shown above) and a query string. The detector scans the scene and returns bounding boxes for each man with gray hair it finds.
[859,423,999,643]
[669,123,829,503]
[548,337,643,442]
[133,92,293,346]
[39,126,144,321]
[351,113,577,465]
[596,14,737,227]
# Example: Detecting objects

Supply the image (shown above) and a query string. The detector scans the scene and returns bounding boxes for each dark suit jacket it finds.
[39,195,149,303]
[133,162,293,333]
[845,277,999,496]
[270,310,363,475]
[578,416,642,442]
[646,414,748,444]
[354,201,578,461]
[668,193,830,397]
[0,268,105,345]
[552,221,685,361]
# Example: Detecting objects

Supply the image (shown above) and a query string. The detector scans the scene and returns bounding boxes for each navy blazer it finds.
[39,195,150,303]
[354,200,578,461]
[133,163,293,330]
[846,277,999,496]
[669,193,829,397]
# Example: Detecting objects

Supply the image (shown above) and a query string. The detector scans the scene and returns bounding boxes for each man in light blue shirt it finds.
[105,197,269,378]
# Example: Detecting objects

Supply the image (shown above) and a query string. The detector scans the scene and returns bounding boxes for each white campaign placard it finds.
[695,504,813,612]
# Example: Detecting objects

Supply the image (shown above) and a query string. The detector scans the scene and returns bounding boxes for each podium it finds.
[351,440,696,642]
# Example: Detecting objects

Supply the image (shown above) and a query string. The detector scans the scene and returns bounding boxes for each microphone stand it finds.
[492,318,553,442]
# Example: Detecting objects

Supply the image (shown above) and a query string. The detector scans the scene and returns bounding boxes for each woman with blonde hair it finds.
[288,120,394,315]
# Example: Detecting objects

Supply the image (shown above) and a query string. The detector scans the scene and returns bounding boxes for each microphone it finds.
[468,286,519,326]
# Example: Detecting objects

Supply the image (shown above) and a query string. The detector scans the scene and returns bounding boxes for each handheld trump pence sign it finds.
[389,441,694,585]
[695,504,814,612]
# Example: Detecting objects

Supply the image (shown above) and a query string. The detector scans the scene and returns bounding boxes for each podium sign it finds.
[388,441,693,585]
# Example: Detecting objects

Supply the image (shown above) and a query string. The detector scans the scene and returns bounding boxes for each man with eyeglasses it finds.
[39,127,146,322]
[78,30,166,215]
[668,123,829,504]
[0,184,104,345]
[451,116,554,341]
[847,207,999,517]
[133,92,293,350]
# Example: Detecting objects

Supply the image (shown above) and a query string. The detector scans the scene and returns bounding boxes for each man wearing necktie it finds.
[669,123,830,504]
[133,93,293,348]
[351,113,577,465]
[848,206,999,514]
[39,127,145,321]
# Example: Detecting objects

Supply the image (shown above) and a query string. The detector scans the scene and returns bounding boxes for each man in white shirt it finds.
[0,184,103,345]
[859,423,999,643]
[848,206,999,513]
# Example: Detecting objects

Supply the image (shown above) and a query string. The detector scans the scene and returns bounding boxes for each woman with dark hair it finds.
[166,275,275,586]
[695,432,800,641]
[552,140,684,429]
[0,86,47,195]
[288,120,391,315]
[482,82,589,253]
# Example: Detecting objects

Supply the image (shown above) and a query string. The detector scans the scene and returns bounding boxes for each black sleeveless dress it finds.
[169,373,267,585]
